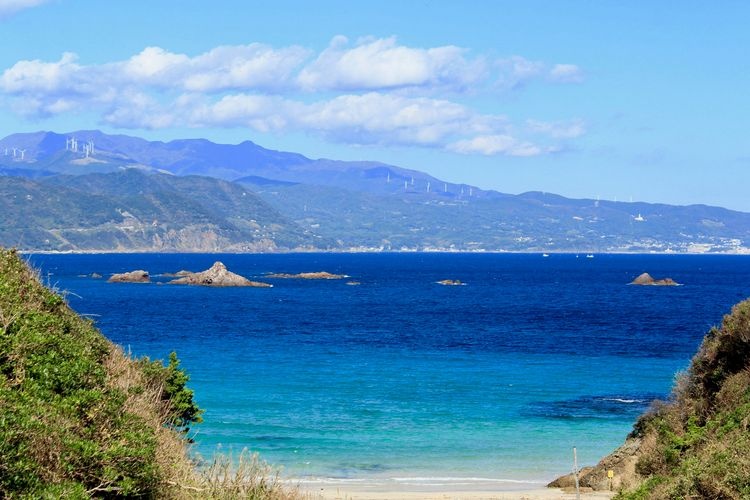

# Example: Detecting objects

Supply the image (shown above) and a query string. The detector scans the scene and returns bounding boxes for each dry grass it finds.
[103,345,307,499]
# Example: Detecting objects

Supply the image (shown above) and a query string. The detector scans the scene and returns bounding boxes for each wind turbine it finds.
[19,149,26,160]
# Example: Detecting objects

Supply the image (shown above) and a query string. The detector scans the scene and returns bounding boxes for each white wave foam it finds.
[603,398,644,403]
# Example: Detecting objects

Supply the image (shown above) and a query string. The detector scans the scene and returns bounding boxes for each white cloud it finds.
[548,63,584,83]
[526,118,585,138]
[0,0,49,18]
[102,91,176,129]
[495,56,546,89]
[298,36,486,92]
[495,57,585,89]
[120,44,310,91]
[299,93,494,146]
[168,92,504,148]
[1,52,80,93]
[448,134,542,156]
[120,47,191,84]
[0,39,586,156]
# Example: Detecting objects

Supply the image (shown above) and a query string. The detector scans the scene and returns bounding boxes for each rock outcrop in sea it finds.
[629,272,680,286]
[169,261,271,287]
[266,271,346,279]
[108,270,150,283]
[436,279,466,286]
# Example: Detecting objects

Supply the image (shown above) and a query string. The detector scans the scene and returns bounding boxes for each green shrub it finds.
[619,298,750,499]
[0,248,198,497]
[139,351,203,432]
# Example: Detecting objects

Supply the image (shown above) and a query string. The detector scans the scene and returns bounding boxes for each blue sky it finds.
[1,1,748,210]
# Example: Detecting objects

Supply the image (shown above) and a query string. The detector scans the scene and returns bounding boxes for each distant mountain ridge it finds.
[0,130,451,196]
[1,130,750,253]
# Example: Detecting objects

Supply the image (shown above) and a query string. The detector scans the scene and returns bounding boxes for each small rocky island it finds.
[629,272,680,286]
[436,279,466,286]
[107,270,150,283]
[266,271,346,279]
[169,262,272,287]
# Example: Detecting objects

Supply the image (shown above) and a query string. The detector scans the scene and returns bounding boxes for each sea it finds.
[26,252,750,490]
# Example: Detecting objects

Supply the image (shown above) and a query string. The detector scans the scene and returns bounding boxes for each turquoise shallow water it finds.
[29,253,750,487]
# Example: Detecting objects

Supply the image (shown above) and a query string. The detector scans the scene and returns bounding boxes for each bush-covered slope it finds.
[617,299,750,499]
[0,248,300,499]
[550,300,750,500]
[0,247,203,497]
[550,300,750,499]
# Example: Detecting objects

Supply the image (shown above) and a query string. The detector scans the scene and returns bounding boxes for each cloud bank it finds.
[0,36,585,156]
[0,0,49,18]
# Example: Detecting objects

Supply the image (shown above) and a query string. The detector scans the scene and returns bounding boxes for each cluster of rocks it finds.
[107,262,271,287]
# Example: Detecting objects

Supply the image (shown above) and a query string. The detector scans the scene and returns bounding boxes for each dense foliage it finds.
[0,248,201,497]
[139,352,203,431]
[617,299,750,499]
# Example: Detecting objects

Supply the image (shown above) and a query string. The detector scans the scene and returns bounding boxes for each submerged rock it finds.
[108,270,150,283]
[266,271,347,279]
[630,272,680,286]
[169,262,271,287]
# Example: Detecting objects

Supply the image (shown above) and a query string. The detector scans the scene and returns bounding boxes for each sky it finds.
[1,0,749,210]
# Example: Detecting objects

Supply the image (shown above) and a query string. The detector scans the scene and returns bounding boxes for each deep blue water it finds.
[27,253,750,487]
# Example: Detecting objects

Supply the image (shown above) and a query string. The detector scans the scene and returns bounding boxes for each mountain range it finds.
[1,130,749,253]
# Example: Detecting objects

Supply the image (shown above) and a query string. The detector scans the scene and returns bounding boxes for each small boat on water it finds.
[586,254,594,259]
[542,253,550,257]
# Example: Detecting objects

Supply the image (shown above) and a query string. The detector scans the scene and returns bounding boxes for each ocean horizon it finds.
[27,252,750,489]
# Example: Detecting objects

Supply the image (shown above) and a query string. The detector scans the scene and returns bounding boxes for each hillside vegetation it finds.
[615,299,750,499]
[0,170,319,252]
[2,129,750,253]
[0,248,300,498]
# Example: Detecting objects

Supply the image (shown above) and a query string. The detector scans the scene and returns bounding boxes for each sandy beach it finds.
[298,477,616,500]
[306,484,615,500]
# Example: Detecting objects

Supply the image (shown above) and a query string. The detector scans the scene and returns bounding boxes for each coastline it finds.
[19,249,750,255]
[301,482,615,500]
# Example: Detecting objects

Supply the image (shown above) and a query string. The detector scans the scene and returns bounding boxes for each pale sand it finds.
[304,484,615,500]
